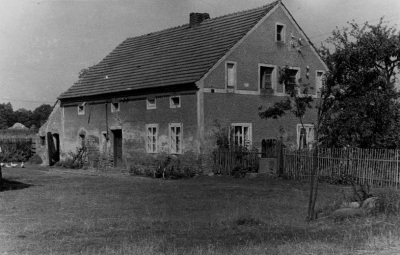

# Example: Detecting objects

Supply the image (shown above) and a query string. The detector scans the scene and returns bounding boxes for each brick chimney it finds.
[189,13,210,27]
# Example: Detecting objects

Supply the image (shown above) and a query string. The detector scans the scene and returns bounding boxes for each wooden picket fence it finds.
[284,147,400,188]
[213,148,259,175]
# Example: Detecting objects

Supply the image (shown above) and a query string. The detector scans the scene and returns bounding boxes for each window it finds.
[78,102,86,115]
[111,102,120,112]
[147,98,156,109]
[259,65,275,92]
[276,23,286,42]
[297,124,314,149]
[79,134,86,147]
[277,68,299,95]
[40,136,46,146]
[315,71,325,97]
[231,123,252,148]
[226,62,236,88]
[146,124,158,153]
[169,123,182,154]
[170,96,180,108]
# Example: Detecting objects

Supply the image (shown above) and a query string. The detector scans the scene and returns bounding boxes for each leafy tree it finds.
[32,104,53,128]
[259,66,333,221]
[320,19,400,148]
[0,103,14,129]
[0,103,52,129]
[259,18,400,221]
[13,108,33,128]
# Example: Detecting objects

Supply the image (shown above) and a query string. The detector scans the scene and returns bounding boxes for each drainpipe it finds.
[105,102,109,140]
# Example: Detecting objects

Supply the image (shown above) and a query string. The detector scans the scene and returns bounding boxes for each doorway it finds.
[112,129,123,167]
[47,132,60,166]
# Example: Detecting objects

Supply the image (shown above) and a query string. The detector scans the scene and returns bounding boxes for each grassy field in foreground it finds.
[0,167,399,255]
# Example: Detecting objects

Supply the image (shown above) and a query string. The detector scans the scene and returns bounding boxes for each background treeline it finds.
[0,103,53,130]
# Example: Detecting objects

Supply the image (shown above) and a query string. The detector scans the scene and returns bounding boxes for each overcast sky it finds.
[0,0,399,110]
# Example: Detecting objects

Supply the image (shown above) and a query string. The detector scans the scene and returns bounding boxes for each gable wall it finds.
[202,6,326,151]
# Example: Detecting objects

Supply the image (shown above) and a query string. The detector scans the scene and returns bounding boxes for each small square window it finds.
[147,98,156,109]
[111,102,120,112]
[78,103,85,115]
[276,23,286,42]
[170,96,181,108]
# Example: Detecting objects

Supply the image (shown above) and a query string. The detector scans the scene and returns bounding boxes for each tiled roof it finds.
[59,1,279,100]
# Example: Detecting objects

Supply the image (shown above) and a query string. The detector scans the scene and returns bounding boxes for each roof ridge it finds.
[126,0,279,40]
[206,1,278,22]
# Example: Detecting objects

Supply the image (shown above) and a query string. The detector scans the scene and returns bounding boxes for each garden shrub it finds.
[0,141,32,163]
[28,154,43,165]
[128,151,200,179]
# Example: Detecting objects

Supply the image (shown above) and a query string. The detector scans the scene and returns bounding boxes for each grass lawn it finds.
[0,166,399,255]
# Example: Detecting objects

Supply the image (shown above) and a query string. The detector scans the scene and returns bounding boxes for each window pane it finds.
[227,63,235,87]
[285,69,298,94]
[260,67,273,89]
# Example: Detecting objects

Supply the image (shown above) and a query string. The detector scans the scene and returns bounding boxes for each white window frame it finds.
[169,123,182,154]
[258,64,277,94]
[78,102,86,115]
[146,124,158,153]
[225,61,237,89]
[231,123,252,148]
[170,95,181,108]
[275,23,286,43]
[111,102,120,113]
[147,98,157,110]
[297,124,315,149]
[315,70,325,98]
[276,67,301,96]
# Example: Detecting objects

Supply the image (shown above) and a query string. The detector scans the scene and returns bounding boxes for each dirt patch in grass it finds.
[0,167,398,254]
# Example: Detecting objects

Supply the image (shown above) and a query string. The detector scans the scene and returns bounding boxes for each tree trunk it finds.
[307,115,320,221]
[0,165,2,191]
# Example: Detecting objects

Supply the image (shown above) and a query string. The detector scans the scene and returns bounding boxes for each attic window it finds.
[111,102,120,112]
[147,98,156,110]
[170,96,181,108]
[276,23,286,42]
[226,62,236,88]
[78,103,86,115]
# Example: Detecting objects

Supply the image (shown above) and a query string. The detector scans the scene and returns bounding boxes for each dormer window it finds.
[78,102,86,115]
[276,23,286,42]
[111,102,120,112]
[170,95,181,108]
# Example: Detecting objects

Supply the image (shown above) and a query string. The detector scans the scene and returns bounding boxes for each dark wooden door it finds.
[47,132,55,166]
[112,130,123,167]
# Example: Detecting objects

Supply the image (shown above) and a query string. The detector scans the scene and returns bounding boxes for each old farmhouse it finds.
[37,0,327,169]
